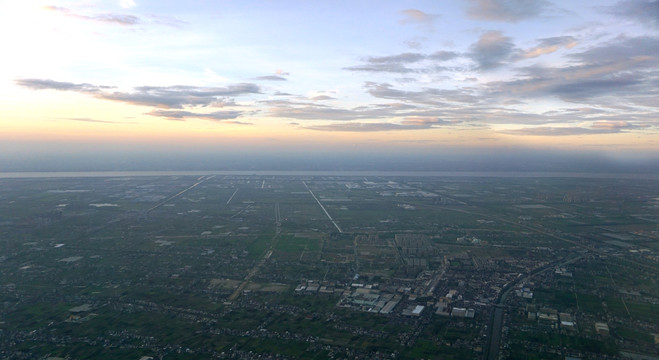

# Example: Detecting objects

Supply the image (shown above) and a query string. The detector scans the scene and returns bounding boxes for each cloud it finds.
[502,126,608,136]
[310,95,335,101]
[466,0,549,22]
[404,40,422,49]
[345,52,425,73]
[607,0,659,29]
[345,64,415,74]
[304,116,453,132]
[146,14,187,28]
[267,98,439,121]
[58,117,133,124]
[468,31,515,70]
[591,120,648,130]
[368,53,426,64]
[255,75,287,81]
[359,80,657,132]
[305,123,421,132]
[146,109,244,122]
[15,78,107,92]
[361,82,647,128]
[365,82,479,105]
[548,76,640,98]
[16,79,260,108]
[570,35,658,65]
[344,51,458,73]
[517,36,578,59]
[366,82,439,103]
[429,51,459,61]
[398,9,439,25]
[209,98,237,108]
[119,0,136,8]
[255,70,290,81]
[44,6,140,26]
[502,121,647,136]
[103,84,260,108]
[487,36,659,102]
[270,104,385,121]
[45,5,184,28]
[401,116,453,126]
[267,94,490,126]
[92,13,139,25]
[281,35,658,133]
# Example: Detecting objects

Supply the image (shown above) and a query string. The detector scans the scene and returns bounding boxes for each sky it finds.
[1,0,658,171]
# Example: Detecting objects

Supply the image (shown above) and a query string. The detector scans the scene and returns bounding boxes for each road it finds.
[228,230,280,302]
[483,254,584,360]
[226,188,239,205]
[146,175,214,213]
[303,181,342,233]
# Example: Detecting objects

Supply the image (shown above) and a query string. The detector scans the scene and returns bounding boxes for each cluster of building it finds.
[525,304,577,331]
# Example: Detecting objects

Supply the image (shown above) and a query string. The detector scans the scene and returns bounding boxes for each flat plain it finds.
[0,174,657,359]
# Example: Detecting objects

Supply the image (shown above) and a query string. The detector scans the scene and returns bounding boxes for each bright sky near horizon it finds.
[1,0,658,167]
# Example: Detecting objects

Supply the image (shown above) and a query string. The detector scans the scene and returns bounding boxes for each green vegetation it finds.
[1,175,658,358]
[510,330,619,355]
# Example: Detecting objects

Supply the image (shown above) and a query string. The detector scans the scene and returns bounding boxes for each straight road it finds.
[146,175,214,213]
[303,181,342,233]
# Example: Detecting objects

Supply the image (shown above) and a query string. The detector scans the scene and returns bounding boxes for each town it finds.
[0,173,657,359]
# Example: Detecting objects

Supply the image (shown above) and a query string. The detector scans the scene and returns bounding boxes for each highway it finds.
[483,254,584,360]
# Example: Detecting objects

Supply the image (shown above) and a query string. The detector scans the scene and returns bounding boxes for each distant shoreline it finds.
[1,170,657,180]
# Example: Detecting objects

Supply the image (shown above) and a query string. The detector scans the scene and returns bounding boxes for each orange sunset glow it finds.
[1,0,657,172]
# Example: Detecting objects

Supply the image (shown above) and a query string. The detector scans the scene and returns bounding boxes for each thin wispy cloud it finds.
[146,109,245,122]
[502,121,646,136]
[365,82,479,105]
[119,0,137,9]
[399,9,439,25]
[44,5,140,26]
[58,117,135,124]
[466,0,549,22]
[270,104,388,121]
[310,95,335,101]
[516,36,578,59]
[344,51,458,73]
[305,122,425,132]
[146,14,187,28]
[404,40,422,49]
[398,9,439,31]
[101,84,260,108]
[267,98,443,121]
[16,79,109,92]
[255,75,288,81]
[44,5,186,28]
[17,79,257,123]
[16,79,260,109]
[304,116,455,132]
[345,53,425,73]
[401,116,454,126]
